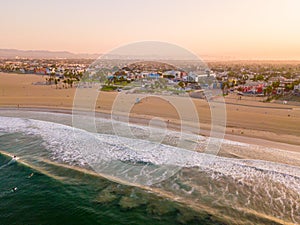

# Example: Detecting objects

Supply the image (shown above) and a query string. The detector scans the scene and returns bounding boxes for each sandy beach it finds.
[1,72,300,158]
[1,72,300,225]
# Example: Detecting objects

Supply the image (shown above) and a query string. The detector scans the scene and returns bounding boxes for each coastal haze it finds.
[0,49,99,59]
[1,0,300,60]
[1,1,300,225]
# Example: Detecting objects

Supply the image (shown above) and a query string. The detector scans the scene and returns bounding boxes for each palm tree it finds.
[264,85,273,96]
[54,78,58,89]
[63,80,67,89]
[67,78,71,88]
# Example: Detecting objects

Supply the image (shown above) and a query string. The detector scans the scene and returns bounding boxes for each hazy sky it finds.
[1,0,300,59]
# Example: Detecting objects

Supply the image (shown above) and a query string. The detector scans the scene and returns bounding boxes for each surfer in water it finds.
[0,155,18,169]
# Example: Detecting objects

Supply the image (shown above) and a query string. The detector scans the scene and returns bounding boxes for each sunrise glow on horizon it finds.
[1,0,300,60]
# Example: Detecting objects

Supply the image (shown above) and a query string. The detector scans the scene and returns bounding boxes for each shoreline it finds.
[1,106,300,158]
[2,104,300,148]
[1,72,300,152]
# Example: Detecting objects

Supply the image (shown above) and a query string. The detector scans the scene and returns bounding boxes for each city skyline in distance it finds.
[2,48,300,61]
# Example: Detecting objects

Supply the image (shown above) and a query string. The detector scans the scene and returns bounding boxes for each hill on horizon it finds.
[0,49,99,59]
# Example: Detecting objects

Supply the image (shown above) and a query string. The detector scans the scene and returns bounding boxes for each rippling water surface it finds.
[0,110,299,224]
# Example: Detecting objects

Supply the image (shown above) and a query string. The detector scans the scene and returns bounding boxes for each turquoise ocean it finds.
[0,109,299,225]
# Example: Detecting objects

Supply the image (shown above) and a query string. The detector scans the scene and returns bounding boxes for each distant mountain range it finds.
[0,49,100,59]
[1,48,298,61]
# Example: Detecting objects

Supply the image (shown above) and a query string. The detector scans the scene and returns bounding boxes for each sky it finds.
[0,0,300,60]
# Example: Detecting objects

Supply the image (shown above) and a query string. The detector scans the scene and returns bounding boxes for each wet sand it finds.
[1,72,300,155]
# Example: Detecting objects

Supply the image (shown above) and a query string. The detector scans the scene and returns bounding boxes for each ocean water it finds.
[0,133,225,225]
[0,110,299,225]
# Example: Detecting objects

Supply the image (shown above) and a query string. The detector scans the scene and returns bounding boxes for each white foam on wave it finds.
[0,159,15,169]
[0,115,300,189]
[1,113,300,223]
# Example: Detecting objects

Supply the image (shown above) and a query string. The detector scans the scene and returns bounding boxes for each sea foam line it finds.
[0,116,300,192]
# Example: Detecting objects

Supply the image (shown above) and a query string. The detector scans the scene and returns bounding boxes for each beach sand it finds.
[1,72,300,161]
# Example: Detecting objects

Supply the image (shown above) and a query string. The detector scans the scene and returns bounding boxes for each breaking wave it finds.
[0,114,299,224]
